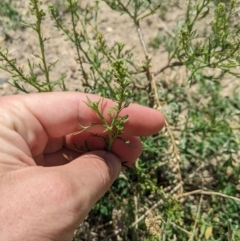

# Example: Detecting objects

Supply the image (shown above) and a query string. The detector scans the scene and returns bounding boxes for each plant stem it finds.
[33,0,52,91]
[68,0,85,80]
[136,21,148,58]
[0,51,42,92]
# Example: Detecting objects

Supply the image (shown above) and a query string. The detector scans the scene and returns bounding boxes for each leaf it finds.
[235,229,240,238]
[74,122,101,135]
[228,220,232,241]
[199,7,210,20]
[205,226,213,239]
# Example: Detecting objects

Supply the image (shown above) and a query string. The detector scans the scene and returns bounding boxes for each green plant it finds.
[0,0,66,92]
[74,57,132,153]
[0,0,22,37]
[0,0,240,240]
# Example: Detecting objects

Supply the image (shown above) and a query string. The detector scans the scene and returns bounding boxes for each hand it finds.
[0,92,164,241]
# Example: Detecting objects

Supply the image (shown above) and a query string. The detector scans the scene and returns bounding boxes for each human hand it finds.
[0,92,164,241]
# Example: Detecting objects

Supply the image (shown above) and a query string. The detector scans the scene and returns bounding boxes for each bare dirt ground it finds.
[0,0,186,95]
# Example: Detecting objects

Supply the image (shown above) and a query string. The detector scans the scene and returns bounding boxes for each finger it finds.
[36,147,81,166]
[1,92,164,138]
[66,132,142,165]
[58,151,122,220]
[42,132,141,167]
[0,151,121,240]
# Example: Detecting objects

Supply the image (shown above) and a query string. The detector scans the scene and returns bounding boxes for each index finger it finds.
[7,92,165,137]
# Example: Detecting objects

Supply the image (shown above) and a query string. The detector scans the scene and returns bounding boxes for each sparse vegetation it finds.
[0,0,22,38]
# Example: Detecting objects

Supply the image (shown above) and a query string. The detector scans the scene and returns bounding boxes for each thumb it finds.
[59,150,122,220]
[0,151,122,241]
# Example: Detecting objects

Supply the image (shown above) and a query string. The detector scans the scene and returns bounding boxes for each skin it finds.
[0,92,165,241]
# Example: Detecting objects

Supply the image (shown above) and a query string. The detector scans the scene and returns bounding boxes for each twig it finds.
[101,229,122,241]
[134,195,139,229]
[169,182,183,195]
[146,65,155,107]
[168,221,192,236]
[151,72,183,194]
[131,198,164,228]
[153,61,183,77]
[132,183,182,228]
[188,195,203,241]
[177,189,240,203]
[102,183,183,240]
[32,0,52,91]
[184,162,206,181]
[97,221,113,230]
[136,21,148,58]
[158,17,175,38]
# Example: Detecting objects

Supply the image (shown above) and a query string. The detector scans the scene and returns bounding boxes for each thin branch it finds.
[132,183,182,228]
[188,195,203,241]
[138,4,161,22]
[116,0,134,19]
[33,0,52,91]
[68,0,85,80]
[102,184,183,241]
[168,221,192,236]
[136,21,148,58]
[153,61,183,77]
[158,17,175,38]
[134,195,139,229]
[97,221,113,230]
[151,72,183,193]
[177,189,240,203]
[100,229,122,241]
[131,199,164,228]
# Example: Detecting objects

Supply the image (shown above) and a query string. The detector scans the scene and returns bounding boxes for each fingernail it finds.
[104,152,122,180]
